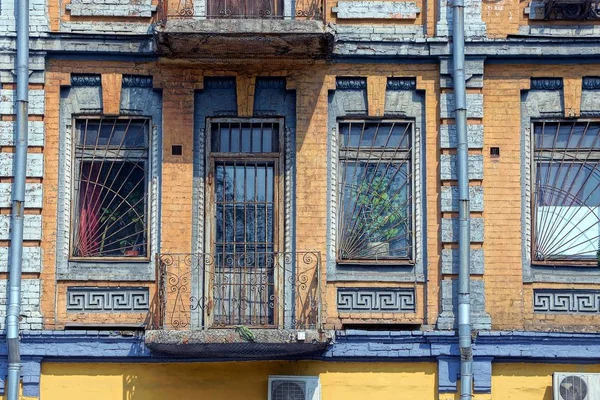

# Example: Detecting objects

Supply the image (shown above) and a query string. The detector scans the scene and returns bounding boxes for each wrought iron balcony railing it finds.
[156,251,322,331]
[157,0,323,21]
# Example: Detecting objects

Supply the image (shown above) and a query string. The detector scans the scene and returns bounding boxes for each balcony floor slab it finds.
[155,19,334,59]
[145,329,332,358]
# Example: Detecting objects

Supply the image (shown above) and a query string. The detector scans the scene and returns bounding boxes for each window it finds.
[207,0,283,18]
[71,118,150,259]
[533,120,600,264]
[337,120,413,262]
[207,118,284,326]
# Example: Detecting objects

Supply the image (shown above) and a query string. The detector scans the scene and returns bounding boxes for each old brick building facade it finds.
[2,0,600,398]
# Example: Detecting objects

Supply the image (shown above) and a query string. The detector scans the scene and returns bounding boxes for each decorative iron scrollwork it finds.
[176,0,194,17]
[157,252,322,331]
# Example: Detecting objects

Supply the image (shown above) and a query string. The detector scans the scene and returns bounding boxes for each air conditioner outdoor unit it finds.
[553,372,600,400]
[268,376,320,400]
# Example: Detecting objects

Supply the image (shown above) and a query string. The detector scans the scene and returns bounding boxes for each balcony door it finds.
[207,0,283,18]
[206,118,284,327]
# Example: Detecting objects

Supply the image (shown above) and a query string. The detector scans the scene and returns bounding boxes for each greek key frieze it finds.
[337,288,416,312]
[67,287,150,313]
[533,289,600,313]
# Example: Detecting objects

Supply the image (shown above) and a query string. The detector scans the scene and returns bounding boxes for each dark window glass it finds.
[210,120,281,326]
[337,121,413,261]
[72,118,149,258]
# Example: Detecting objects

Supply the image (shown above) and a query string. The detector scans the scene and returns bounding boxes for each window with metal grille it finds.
[207,118,284,326]
[337,120,413,262]
[533,120,600,264]
[71,118,150,259]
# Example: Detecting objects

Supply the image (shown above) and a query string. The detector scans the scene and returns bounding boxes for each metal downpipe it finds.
[7,0,30,397]
[451,0,473,399]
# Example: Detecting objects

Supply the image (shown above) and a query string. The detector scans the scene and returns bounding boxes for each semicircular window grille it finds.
[533,120,600,263]
[71,118,150,259]
[337,120,413,261]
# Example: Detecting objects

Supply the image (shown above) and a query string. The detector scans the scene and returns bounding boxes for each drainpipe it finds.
[6,0,30,397]
[451,0,473,399]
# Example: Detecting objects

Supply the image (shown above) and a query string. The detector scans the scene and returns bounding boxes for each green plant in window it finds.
[351,172,407,257]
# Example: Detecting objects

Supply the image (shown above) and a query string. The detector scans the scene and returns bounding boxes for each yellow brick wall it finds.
[40,361,438,400]
[492,363,600,400]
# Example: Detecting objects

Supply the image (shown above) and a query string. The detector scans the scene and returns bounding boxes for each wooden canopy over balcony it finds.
[155,0,333,59]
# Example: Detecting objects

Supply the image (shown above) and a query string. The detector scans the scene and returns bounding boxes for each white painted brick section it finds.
[0,215,42,240]
[440,93,484,119]
[67,0,157,17]
[0,0,48,34]
[0,279,43,330]
[0,247,42,273]
[436,0,486,38]
[440,154,484,180]
[0,183,43,208]
[333,1,420,19]
[441,185,484,212]
[60,21,154,34]
[0,121,45,146]
[0,90,45,115]
[0,153,44,177]
[0,54,46,84]
[335,24,424,39]
[440,124,483,149]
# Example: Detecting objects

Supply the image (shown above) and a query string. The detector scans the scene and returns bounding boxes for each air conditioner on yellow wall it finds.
[553,372,600,400]
[268,376,320,400]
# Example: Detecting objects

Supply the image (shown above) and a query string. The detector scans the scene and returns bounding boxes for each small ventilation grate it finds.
[271,380,306,400]
[560,375,588,400]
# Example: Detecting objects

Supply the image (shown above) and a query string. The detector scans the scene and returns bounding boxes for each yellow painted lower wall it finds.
[40,361,437,400]
[492,363,600,400]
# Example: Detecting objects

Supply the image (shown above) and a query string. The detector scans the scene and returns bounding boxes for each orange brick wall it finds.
[42,60,441,329]
[483,64,600,330]
[42,59,600,332]
[481,0,600,39]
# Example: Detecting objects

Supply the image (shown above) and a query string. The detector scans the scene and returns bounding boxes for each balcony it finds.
[527,0,600,20]
[145,251,330,357]
[154,0,333,58]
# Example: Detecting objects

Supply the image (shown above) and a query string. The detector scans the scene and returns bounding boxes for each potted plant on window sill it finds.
[120,239,141,257]
[352,174,407,260]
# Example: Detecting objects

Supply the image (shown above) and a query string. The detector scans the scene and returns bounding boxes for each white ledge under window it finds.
[66,0,157,18]
[332,1,420,19]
